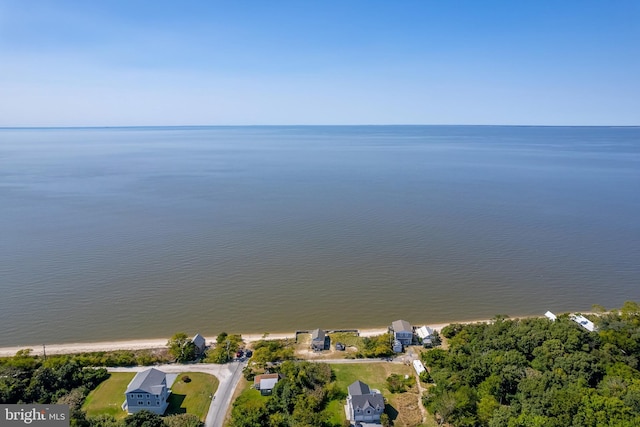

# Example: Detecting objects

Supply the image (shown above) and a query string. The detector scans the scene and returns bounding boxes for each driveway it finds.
[109,361,247,427]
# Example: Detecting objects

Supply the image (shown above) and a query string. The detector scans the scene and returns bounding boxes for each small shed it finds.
[254,373,283,396]
[544,311,557,321]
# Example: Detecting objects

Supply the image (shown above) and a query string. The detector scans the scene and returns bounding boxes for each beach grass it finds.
[165,372,219,420]
[83,372,136,419]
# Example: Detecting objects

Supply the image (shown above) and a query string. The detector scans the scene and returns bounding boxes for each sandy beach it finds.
[0,320,486,358]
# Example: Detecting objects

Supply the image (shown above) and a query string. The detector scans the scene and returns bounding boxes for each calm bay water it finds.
[0,126,639,347]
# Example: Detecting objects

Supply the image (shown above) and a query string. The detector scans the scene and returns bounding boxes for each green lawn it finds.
[328,332,364,348]
[83,372,136,419]
[165,372,219,421]
[228,363,424,426]
[330,363,423,427]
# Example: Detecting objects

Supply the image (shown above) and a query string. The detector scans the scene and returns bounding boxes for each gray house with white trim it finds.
[123,368,170,415]
[392,320,413,346]
[346,380,385,424]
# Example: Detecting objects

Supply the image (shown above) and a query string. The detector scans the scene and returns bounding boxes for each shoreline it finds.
[0,320,486,357]
[3,311,598,358]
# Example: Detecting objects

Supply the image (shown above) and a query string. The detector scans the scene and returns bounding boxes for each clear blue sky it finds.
[1,0,639,126]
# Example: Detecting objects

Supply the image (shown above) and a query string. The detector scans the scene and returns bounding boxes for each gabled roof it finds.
[126,368,166,395]
[193,333,206,348]
[416,326,434,339]
[348,380,385,411]
[311,329,325,341]
[392,320,412,333]
[254,373,283,390]
[348,380,371,396]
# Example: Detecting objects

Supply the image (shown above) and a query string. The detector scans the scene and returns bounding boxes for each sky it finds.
[1,0,639,126]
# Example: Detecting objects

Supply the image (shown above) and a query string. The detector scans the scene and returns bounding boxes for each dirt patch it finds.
[388,384,423,427]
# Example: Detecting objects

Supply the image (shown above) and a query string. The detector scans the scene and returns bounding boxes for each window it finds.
[137,401,143,405]
[147,401,150,406]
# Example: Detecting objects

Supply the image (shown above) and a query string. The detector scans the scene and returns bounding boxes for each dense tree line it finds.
[230,361,343,427]
[421,302,640,427]
[0,349,170,369]
[0,350,109,426]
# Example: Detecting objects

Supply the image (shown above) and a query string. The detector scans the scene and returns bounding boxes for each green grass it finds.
[328,332,364,348]
[329,363,417,426]
[165,372,219,421]
[83,372,136,419]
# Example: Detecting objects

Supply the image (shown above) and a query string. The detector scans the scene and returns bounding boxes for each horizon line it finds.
[1,123,639,130]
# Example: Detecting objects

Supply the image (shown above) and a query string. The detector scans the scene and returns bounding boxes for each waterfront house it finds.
[123,368,170,415]
[311,328,327,351]
[570,314,596,332]
[193,333,206,355]
[415,326,434,346]
[391,320,413,346]
[346,380,385,424]
[254,373,283,396]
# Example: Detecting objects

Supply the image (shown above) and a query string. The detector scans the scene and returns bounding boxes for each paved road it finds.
[108,361,246,427]
[207,360,246,427]
[109,357,408,426]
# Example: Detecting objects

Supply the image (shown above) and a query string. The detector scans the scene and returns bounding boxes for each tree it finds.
[87,415,121,427]
[164,414,203,427]
[123,410,165,427]
[167,333,196,363]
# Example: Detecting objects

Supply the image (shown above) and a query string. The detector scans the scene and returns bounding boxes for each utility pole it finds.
[43,344,47,360]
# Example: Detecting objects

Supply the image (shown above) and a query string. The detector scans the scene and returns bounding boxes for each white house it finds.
[123,368,170,415]
[415,326,434,345]
[570,314,596,332]
[544,311,557,321]
[346,380,385,424]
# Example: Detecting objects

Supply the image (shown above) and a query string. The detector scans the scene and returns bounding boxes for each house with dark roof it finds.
[254,373,284,396]
[346,380,385,424]
[123,368,170,415]
[311,328,327,351]
[193,333,206,356]
[391,320,413,346]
